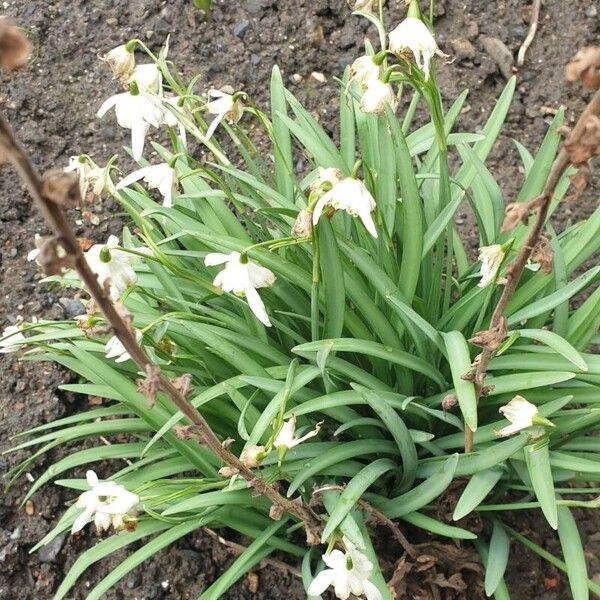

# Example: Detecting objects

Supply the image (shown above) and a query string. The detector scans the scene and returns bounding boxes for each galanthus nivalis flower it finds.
[309,167,343,194]
[100,44,135,85]
[117,163,177,207]
[360,79,395,114]
[239,445,266,468]
[97,86,164,160]
[65,155,112,201]
[350,56,381,88]
[478,244,505,288]
[313,177,378,238]
[496,396,554,437]
[273,415,321,450]
[388,17,445,81]
[0,324,25,354]
[128,63,162,93]
[71,470,139,534]
[205,89,244,140]
[84,235,137,300]
[105,330,143,363]
[205,251,276,326]
[308,536,382,600]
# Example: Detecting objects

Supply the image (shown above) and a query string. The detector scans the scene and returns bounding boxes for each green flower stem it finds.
[311,226,320,342]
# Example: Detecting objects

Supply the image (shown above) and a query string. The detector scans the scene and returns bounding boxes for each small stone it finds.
[38,533,66,563]
[450,38,476,61]
[233,20,250,38]
[586,5,598,17]
[290,73,303,83]
[250,54,261,65]
[466,21,479,40]
[310,71,327,84]
[482,36,514,80]
[25,500,35,515]
[10,527,21,540]
[127,573,142,589]
[59,297,86,318]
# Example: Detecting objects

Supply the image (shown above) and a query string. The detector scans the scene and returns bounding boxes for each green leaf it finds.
[453,468,504,521]
[485,519,510,597]
[524,440,558,529]
[400,511,477,540]
[556,505,590,600]
[442,331,478,432]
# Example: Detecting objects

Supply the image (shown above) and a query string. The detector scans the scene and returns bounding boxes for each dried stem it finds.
[0,112,321,539]
[464,88,600,453]
[517,0,542,67]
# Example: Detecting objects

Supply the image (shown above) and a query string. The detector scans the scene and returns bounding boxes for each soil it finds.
[0,0,599,598]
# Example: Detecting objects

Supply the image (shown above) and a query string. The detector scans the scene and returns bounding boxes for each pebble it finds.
[586,5,598,17]
[38,533,66,563]
[233,20,250,39]
[10,527,21,541]
[451,38,476,61]
[482,36,514,80]
[59,297,86,318]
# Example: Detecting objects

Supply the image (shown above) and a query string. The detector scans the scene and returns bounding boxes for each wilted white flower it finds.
[313,177,378,238]
[350,56,381,88]
[388,17,445,80]
[309,167,343,194]
[205,251,276,326]
[0,324,25,354]
[360,79,395,114]
[495,395,554,437]
[128,63,162,93]
[205,89,244,140]
[100,44,135,84]
[291,209,313,238]
[477,244,505,288]
[349,0,375,13]
[273,415,321,450]
[71,470,139,534]
[308,536,382,600]
[240,445,266,468]
[117,163,177,207]
[65,155,112,201]
[84,235,137,300]
[105,330,143,363]
[97,87,164,160]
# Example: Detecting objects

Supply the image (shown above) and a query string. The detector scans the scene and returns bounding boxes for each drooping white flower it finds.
[205,251,276,326]
[273,415,321,450]
[350,56,381,88]
[128,63,162,93]
[308,537,382,600]
[71,470,139,534]
[117,163,176,207]
[313,177,378,238]
[65,155,112,201]
[97,87,164,160]
[309,167,343,194]
[388,17,445,81]
[100,44,135,84]
[477,244,505,288]
[360,79,396,114]
[239,445,266,468]
[84,235,137,300]
[0,324,25,354]
[496,396,542,437]
[105,330,143,363]
[205,89,244,140]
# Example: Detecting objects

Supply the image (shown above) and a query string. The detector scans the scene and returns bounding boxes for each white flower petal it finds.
[245,285,271,327]
[204,252,233,267]
[307,569,336,597]
[71,506,94,534]
[363,580,383,600]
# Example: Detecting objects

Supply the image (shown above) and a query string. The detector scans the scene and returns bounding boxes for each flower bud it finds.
[239,445,266,468]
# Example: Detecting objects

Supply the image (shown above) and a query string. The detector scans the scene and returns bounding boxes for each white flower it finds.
[205,251,276,326]
[239,445,266,468]
[309,167,343,194]
[117,163,176,207]
[97,88,164,160]
[128,63,162,93]
[105,330,143,363]
[65,155,112,201]
[205,89,244,140]
[477,244,505,288]
[84,235,137,301]
[350,56,381,88]
[313,177,378,238]
[388,17,444,81]
[273,415,321,450]
[100,44,135,84]
[0,324,25,354]
[496,396,540,437]
[360,79,395,114]
[71,470,139,534]
[308,537,382,600]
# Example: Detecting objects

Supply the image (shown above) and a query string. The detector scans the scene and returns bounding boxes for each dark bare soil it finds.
[0,1,599,598]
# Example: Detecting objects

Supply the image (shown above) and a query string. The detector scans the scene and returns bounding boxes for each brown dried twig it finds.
[464,86,600,452]
[517,0,542,68]
[0,28,321,541]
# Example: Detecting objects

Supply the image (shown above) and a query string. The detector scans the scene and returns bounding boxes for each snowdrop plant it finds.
[7,2,600,599]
